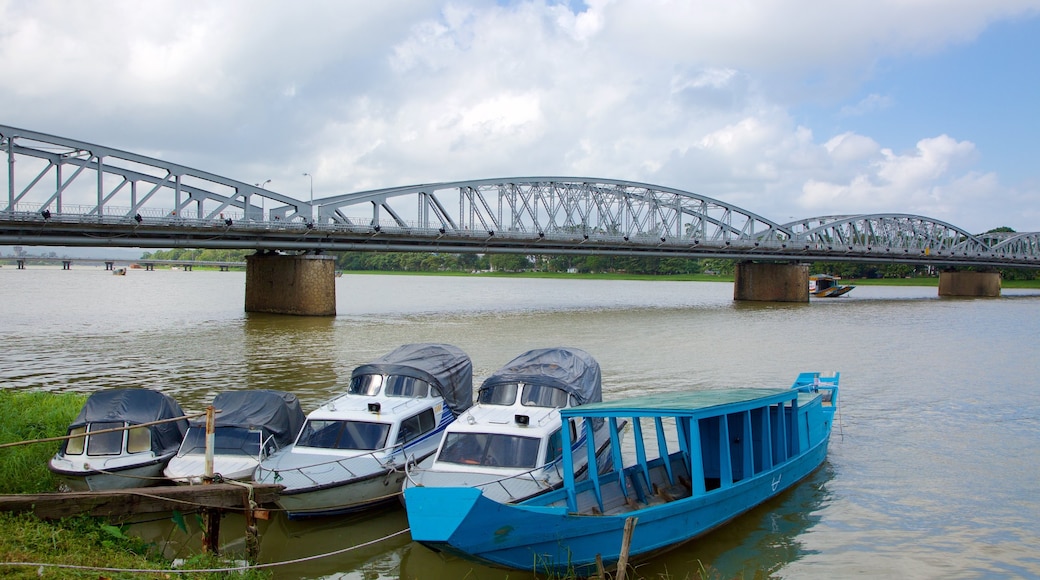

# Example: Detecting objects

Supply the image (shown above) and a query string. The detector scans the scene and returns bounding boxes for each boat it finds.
[809,274,854,297]
[112,267,127,276]
[403,347,615,506]
[164,390,305,484]
[405,371,839,575]
[254,343,473,518]
[49,388,189,491]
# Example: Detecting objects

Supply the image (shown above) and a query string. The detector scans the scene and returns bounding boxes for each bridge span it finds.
[2,124,1035,312]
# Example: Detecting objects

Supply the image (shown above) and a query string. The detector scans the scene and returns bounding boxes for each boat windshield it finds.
[437,432,541,469]
[85,421,125,456]
[479,383,569,408]
[177,426,262,457]
[385,375,430,398]
[348,374,383,396]
[295,419,390,451]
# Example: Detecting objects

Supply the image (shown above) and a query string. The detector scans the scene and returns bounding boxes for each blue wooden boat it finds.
[405,371,839,574]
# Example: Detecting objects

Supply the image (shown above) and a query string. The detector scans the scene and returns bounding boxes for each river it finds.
[2,267,1038,579]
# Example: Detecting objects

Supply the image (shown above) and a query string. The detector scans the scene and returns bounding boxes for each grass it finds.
[0,512,269,579]
[0,390,86,494]
[0,391,270,579]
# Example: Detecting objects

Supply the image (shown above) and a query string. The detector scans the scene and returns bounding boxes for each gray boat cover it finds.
[70,388,188,456]
[192,390,305,447]
[352,343,474,415]
[479,347,602,405]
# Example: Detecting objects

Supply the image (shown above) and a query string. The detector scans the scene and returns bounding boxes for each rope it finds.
[0,527,412,574]
[0,411,215,450]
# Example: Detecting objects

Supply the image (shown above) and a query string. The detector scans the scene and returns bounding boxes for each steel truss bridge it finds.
[2,124,1038,269]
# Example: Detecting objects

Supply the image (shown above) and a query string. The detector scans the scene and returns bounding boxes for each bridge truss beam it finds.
[2,124,1039,269]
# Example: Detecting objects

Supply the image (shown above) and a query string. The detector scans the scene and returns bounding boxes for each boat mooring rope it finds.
[0,527,412,574]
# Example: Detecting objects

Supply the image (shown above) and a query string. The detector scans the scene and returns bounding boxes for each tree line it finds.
[138,248,1038,280]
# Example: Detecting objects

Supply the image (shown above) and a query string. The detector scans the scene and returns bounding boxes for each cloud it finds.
[2,0,1037,232]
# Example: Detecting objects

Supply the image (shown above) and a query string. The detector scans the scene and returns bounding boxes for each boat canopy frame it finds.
[478,347,602,407]
[351,343,474,416]
[67,387,188,456]
[557,388,805,514]
[188,390,305,449]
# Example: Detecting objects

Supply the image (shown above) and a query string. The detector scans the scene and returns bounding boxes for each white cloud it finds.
[2,0,1037,232]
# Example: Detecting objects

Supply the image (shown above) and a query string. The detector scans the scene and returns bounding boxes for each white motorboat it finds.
[254,343,473,518]
[164,390,305,484]
[404,347,614,506]
[49,388,188,491]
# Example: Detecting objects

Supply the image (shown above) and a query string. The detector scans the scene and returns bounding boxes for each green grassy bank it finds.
[0,390,269,579]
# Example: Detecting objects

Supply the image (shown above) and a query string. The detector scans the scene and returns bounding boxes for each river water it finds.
[2,267,1039,579]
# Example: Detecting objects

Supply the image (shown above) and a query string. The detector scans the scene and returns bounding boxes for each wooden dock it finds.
[0,483,282,520]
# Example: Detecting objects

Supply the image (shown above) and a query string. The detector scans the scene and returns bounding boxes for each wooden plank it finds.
[0,483,284,520]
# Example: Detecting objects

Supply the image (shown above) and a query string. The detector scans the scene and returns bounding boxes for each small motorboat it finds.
[255,343,473,518]
[164,390,305,484]
[405,372,839,575]
[112,267,127,276]
[404,347,615,506]
[49,388,189,491]
[809,274,854,297]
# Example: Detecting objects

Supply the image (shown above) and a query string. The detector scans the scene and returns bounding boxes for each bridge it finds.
[3,124,1037,312]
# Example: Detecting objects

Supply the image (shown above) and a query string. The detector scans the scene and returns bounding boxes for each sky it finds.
[3,0,1040,235]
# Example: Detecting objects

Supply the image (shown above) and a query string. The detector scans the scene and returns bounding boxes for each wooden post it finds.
[202,405,219,555]
[204,405,215,483]
[616,516,637,580]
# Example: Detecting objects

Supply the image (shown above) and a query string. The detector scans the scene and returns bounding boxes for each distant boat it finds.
[404,347,615,506]
[49,388,188,491]
[164,390,305,484]
[405,372,840,575]
[809,274,854,297]
[112,267,127,276]
[255,343,474,518]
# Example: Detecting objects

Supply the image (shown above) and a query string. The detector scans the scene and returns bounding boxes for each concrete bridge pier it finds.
[733,262,809,302]
[938,271,1001,297]
[245,253,337,316]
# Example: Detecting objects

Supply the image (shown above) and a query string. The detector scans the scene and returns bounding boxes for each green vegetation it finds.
[0,512,268,579]
[0,391,269,579]
[139,243,1040,284]
[0,390,85,494]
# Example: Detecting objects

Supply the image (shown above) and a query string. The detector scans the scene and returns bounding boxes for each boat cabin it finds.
[432,382,577,472]
[49,388,188,491]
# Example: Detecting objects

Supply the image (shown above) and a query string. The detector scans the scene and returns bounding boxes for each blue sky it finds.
[2,0,1039,234]
[804,16,1040,187]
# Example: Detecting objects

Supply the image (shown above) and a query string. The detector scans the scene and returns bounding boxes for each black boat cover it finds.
[192,390,305,447]
[70,388,188,455]
[479,347,602,405]
[352,343,474,415]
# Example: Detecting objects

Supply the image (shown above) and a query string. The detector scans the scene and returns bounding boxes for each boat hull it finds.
[406,436,830,574]
[277,467,409,518]
[49,453,173,491]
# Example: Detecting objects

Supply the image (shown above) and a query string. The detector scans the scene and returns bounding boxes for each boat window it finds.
[296,419,390,451]
[64,426,86,455]
[478,383,518,406]
[86,422,124,456]
[396,409,437,445]
[385,376,430,398]
[348,374,383,396]
[521,384,569,408]
[437,432,541,469]
[545,428,563,463]
[126,425,151,453]
[177,426,261,457]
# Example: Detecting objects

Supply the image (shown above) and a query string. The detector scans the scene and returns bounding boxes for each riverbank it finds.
[0,391,269,580]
